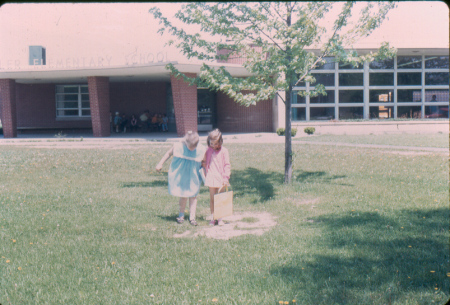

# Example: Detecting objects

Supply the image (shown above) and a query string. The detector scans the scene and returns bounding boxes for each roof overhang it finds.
[0,48,448,84]
[0,61,252,84]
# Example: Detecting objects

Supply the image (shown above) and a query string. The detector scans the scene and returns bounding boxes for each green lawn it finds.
[0,137,448,304]
[295,133,449,148]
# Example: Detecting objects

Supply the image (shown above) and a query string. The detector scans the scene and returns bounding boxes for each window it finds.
[292,107,306,121]
[313,57,335,70]
[56,85,90,117]
[292,91,306,104]
[398,106,421,119]
[369,58,394,69]
[339,107,363,119]
[425,72,449,85]
[339,90,363,103]
[310,107,335,120]
[425,56,449,69]
[397,56,422,69]
[339,73,363,86]
[311,73,335,86]
[425,106,449,118]
[370,106,393,119]
[310,91,335,104]
[369,90,393,103]
[398,73,421,86]
[398,89,422,103]
[370,73,394,86]
[425,89,449,102]
[339,62,363,70]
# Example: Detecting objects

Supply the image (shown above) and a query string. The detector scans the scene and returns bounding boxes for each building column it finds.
[0,79,17,138]
[88,76,111,137]
[170,73,198,136]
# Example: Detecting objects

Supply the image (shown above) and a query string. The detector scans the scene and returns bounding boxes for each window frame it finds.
[55,85,91,118]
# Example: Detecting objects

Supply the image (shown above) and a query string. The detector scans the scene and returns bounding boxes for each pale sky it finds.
[0,1,448,71]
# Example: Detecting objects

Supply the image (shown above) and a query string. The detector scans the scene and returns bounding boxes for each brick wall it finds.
[88,76,110,137]
[216,91,273,132]
[109,81,167,117]
[15,83,92,129]
[170,73,198,136]
[7,81,168,132]
[0,79,17,138]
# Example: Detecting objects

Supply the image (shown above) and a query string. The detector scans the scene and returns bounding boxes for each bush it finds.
[276,128,297,137]
[304,127,315,135]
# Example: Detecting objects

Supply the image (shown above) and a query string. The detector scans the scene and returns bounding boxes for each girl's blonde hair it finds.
[183,130,199,147]
[207,128,223,146]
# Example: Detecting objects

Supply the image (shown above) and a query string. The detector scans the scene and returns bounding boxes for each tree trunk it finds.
[284,87,293,184]
[284,4,293,184]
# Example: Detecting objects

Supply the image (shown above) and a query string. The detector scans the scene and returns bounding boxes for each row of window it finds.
[293,105,448,121]
[294,89,449,104]
[298,72,448,87]
[314,55,449,70]
[292,55,449,120]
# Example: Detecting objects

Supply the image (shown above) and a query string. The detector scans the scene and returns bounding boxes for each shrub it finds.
[276,128,285,136]
[304,127,315,135]
[276,128,297,137]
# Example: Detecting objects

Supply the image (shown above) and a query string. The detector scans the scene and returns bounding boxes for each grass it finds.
[295,133,449,148]
[0,135,449,304]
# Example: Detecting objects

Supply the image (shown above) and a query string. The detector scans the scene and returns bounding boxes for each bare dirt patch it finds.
[173,211,277,240]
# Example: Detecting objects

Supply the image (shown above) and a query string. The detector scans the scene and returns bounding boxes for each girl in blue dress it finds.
[156,131,206,226]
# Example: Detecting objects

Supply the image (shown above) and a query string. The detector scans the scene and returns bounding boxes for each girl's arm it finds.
[201,151,207,169]
[156,146,174,172]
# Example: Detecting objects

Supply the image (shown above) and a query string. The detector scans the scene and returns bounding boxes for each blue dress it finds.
[168,142,206,198]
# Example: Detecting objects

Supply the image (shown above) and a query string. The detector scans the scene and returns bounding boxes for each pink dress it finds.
[204,146,231,188]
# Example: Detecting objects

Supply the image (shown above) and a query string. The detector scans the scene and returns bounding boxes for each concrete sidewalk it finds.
[1,120,448,144]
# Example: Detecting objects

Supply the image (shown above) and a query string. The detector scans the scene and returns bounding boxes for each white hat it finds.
[115,112,119,115]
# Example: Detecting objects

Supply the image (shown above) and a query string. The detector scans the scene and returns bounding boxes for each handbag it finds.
[213,185,233,220]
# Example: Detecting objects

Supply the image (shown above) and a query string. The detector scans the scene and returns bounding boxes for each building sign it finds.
[124,50,169,66]
[29,46,46,65]
[1,48,169,70]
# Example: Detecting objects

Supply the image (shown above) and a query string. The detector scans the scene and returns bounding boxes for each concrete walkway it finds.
[0,120,448,153]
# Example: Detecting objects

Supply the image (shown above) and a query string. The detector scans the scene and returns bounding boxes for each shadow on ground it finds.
[296,170,352,186]
[269,208,449,304]
[231,167,284,203]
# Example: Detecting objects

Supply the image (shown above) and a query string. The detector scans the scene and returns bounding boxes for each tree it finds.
[150,2,397,183]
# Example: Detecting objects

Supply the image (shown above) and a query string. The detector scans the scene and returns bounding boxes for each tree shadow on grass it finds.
[122,173,167,188]
[270,208,449,304]
[231,167,284,203]
[231,168,352,203]
[121,181,166,188]
[296,170,353,186]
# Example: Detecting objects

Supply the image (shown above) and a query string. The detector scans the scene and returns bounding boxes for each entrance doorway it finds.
[197,89,216,131]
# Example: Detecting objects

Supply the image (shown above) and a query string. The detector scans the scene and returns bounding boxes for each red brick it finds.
[88,76,110,137]
[170,73,198,136]
[0,79,17,138]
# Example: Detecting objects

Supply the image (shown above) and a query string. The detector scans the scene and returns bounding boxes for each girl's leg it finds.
[188,197,198,225]
[177,197,187,223]
[209,187,219,214]
[209,187,219,225]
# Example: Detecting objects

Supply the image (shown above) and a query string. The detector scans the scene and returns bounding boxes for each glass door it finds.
[197,89,216,131]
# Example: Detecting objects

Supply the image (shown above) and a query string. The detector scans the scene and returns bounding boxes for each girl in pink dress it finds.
[203,129,231,226]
